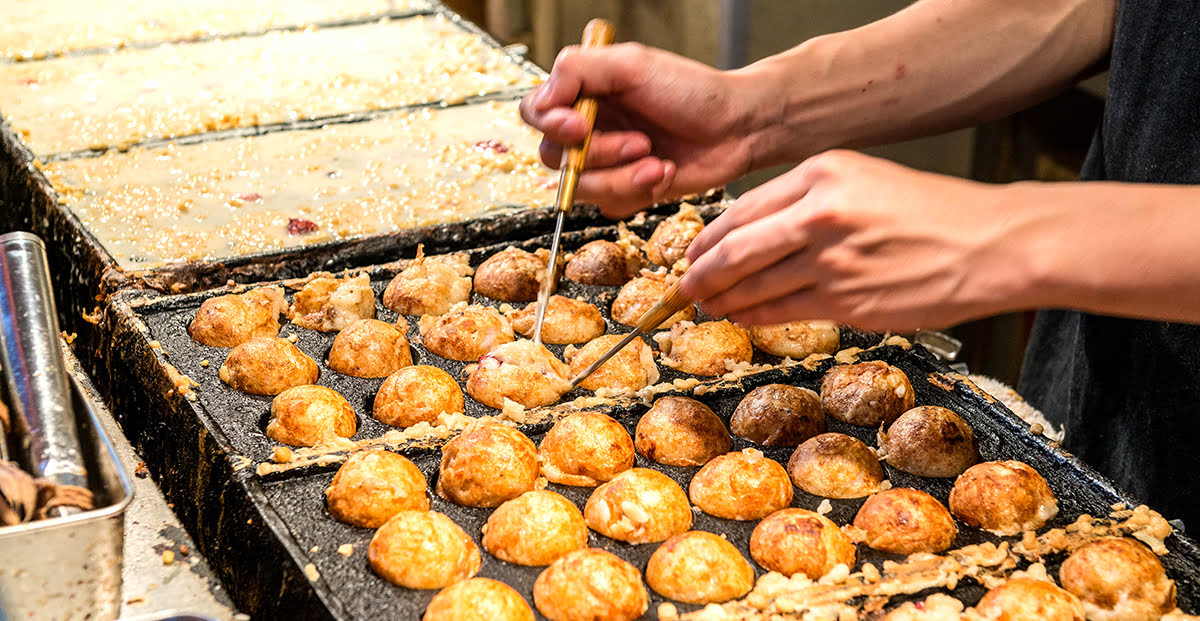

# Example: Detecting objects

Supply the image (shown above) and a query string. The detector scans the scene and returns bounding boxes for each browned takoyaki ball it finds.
[584,468,692,544]
[436,422,539,508]
[660,320,754,376]
[482,490,588,566]
[533,548,648,621]
[383,247,473,317]
[325,450,428,528]
[949,460,1058,536]
[634,396,731,467]
[881,406,979,478]
[747,320,840,359]
[423,578,534,621]
[850,488,957,555]
[326,318,413,378]
[645,531,754,605]
[266,384,357,446]
[566,334,659,394]
[368,510,481,589]
[538,412,635,487]
[465,340,570,409]
[731,384,825,446]
[611,270,696,328]
[289,273,375,332]
[419,304,514,361]
[689,449,794,521]
[474,246,553,302]
[645,203,705,268]
[1059,537,1176,620]
[508,296,606,345]
[786,432,884,499]
[373,365,464,428]
[219,337,319,395]
[189,286,286,347]
[750,508,856,579]
[974,578,1086,621]
[564,239,642,286]
[820,360,915,428]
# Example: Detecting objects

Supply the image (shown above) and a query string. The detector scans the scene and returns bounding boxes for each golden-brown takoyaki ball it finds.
[423,578,534,621]
[266,384,357,447]
[368,510,481,589]
[747,320,840,359]
[611,271,696,328]
[786,432,884,499]
[326,319,413,378]
[949,460,1058,536]
[219,337,319,395]
[881,406,979,478]
[482,490,588,566]
[289,273,375,332]
[731,384,825,446]
[645,531,754,604]
[474,246,553,302]
[634,396,731,467]
[533,548,648,621]
[436,422,539,508]
[189,286,286,347]
[1059,537,1176,620]
[659,320,753,376]
[508,296,605,345]
[465,340,570,409]
[850,488,956,555]
[882,594,966,620]
[564,239,642,286]
[383,247,473,317]
[749,508,856,579]
[584,468,692,544]
[419,304,514,361]
[325,450,429,528]
[645,203,705,268]
[373,365,464,428]
[820,360,915,427]
[974,578,1086,621]
[689,449,794,521]
[538,412,635,487]
[566,335,659,394]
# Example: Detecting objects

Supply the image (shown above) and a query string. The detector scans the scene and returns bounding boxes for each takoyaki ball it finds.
[786,432,884,499]
[645,531,754,604]
[747,320,840,359]
[219,337,319,395]
[326,319,413,378]
[482,490,588,566]
[383,247,473,317]
[508,296,605,345]
[189,285,286,347]
[689,449,794,521]
[749,508,856,579]
[419,304,514,361]
[424,578,534,621]
[611,270,696,328]
[820,360,915,428]
[564,239,642,286]
[373,365,464,428]
[436,422,539,508]
[1059,537,1176,620]
[645,203,705,268]
[533,548,648,621]
[538,412,635,487]
[973,578,1085,621]
[566,334,659,394]
[289,273,375,332]
[634,396,731,467]
[368,510,481,589]
[881,406,979,478]
[659,320,753,377]
[949,460,1058,536]
[474,246,553,303]
[882,594,966,620]
[325,450,429,528]
[850,488,956,555]
[266,384,357,447]
[730,384,825,446]
[584,468,692,544]
[465,340,570,409]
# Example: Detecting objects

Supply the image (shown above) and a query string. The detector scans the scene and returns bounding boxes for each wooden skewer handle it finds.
[556,18,615,213]
[633,279,693,333]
